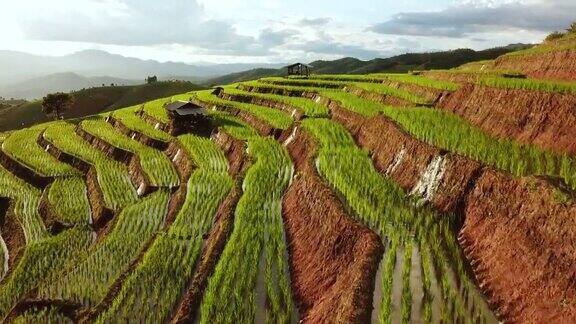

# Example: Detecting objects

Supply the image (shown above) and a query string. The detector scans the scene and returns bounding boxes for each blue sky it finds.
[0,0,572,64]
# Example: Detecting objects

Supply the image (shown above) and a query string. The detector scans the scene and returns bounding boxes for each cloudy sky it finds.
[0,0,573,64]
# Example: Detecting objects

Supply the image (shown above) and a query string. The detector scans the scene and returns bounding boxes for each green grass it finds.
[37,190,171,307]
[43,122,138,210]
[80,119,179,188]
[323,91,576,191]
[193,90,293,130]
[401,240,413,324]
[47,177,91,225]
[2,128,79,177]
[240,80,329,93]
[112,107,173,141]
[200,137,295,323]
[14,306,72,323]
[224,86,329,118]
[303,74,459,91]
[97,135,233,323]
[379,238,398,323]
[503,34,576,57]
[478,76,576,94]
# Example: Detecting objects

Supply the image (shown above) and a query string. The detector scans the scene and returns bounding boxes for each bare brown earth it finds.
[283,129,383,323]
[438,83,576,155]
[0,200,25,271]
[493,50,576,81]
[321,98,576,322]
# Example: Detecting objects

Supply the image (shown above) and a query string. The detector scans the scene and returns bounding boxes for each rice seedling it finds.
[47,177,91,225]
[478,76,576,94]
[301,118,493,323]
[13,306,72,323]
[80,119,179,188]
[2,128,78,177]
[200,137,295,324]
[193,90,293,130]
[112,107,173,141]
[401,240,413,324]
[97,136,233,322]
[224,86,329,118]
[0,226,93,319]
[207,110,259,140]
[37,190,171,307]
[321,91,576,191]
[44,122,138,210]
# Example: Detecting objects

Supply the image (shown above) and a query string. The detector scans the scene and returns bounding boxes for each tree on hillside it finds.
[42,92,74,120]
[545,31,565,42]
[567,22,576,34]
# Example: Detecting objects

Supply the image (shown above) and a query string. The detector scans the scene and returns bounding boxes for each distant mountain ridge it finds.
[0,49,287,87]
[204,43,534,85]
[0,72,141,100]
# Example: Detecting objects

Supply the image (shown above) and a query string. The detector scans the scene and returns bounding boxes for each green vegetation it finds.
[0,227,93,319]
[43,122,138,210]
[208,111,259,140]
[478,76,576,94]
[47,177,91,225]
[378,74,459,91]
[224,86,329,118]
[112,107,172,142]
[98,136,233,322]
[80,119,179,187]
[322,91,576,191]
[193,90,293,130]
[401,240,413,324]
[301,117,493,322]
[14,306,72,323]
[38,190,170,307]
[2,128,78,177]
[379,239,397,323]
[0,164,44,242]
[200,137,295,323]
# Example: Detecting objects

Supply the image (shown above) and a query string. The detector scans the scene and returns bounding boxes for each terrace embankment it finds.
[38,135,91,174]
[325,100,576,322]
[172,132,245,323]
[345,85,413,107]
[282,129,383,323]
[438,83,576,155]
[493,50,576,81]
[0,149,51,189]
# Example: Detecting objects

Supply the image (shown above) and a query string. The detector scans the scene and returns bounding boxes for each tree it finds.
[42,92,74,120]
[568,22,576,34]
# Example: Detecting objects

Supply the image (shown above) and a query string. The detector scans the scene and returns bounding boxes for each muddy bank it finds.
[171,132,246,323]
[438,83,576,155]
[493,50,576,81]
[86,167,113,234]
[324,98,576,321]
[282,129,383,323]
[459,172,576,322]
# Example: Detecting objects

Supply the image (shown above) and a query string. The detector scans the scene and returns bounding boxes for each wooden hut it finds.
[164,101,212,136]
[287,63,311,77]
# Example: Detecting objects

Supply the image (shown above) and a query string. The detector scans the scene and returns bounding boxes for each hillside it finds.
[0,35,575,323]
[204,43,533,85]
[0,81,205,131]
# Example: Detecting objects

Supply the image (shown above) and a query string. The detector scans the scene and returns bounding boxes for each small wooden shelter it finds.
[164,101,211,135]
[286,63,311,77]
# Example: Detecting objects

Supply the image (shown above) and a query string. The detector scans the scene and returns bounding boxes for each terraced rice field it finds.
[0,52,575,323]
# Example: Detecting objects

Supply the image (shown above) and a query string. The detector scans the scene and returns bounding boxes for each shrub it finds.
[545,31,565,42]
[567,22,576,34]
